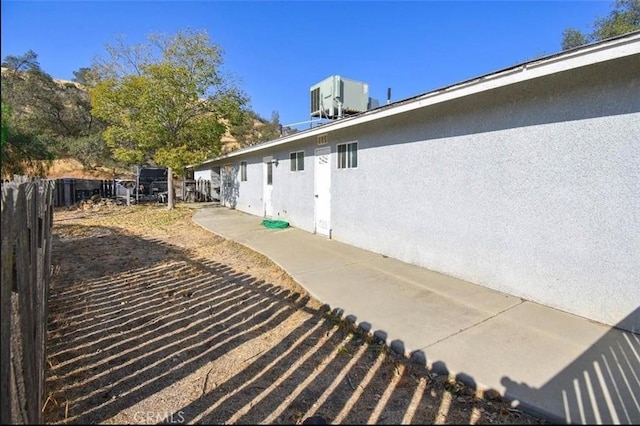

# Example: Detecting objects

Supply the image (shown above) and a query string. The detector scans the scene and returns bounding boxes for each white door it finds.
[314,147,331,236]
[263,158,274,217]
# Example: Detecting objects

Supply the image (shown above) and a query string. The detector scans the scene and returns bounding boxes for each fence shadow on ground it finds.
[45,223,536,425]
[46,225,311,424]
[501,308,640,424]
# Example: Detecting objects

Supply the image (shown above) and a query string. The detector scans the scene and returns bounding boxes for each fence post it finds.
[1,185,15,424]
[1,178,54,424]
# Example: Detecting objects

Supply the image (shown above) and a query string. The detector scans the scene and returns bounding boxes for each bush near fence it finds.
[1,177,55,424]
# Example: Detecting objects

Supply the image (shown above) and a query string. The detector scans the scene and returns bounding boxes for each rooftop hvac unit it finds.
[310,75,377,119]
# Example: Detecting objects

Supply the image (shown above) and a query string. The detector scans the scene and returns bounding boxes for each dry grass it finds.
[44,158,123,180]
[44,204,551,425]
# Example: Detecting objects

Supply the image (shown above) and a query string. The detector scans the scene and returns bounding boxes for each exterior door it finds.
[263,158,274,217]
[314,147,331,236]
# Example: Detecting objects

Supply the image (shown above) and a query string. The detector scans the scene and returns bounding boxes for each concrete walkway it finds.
[193,204,640,425]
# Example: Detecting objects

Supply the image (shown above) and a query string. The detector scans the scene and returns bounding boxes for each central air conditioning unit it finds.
[310,75,378,119]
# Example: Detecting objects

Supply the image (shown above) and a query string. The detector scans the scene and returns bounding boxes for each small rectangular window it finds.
[337,142,357,169]
[240,161,247,181]
[267,162,273,185]
[290,151,304,172]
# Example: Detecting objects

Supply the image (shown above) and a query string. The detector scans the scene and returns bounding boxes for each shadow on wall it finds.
[220,167,240,209]
[499,308,640,424]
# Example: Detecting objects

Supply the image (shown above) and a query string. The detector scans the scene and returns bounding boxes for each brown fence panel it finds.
[1,177,55,424]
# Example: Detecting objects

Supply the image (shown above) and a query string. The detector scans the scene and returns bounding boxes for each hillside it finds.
[2,66,248,148]
[2,65,285,179]
[45,158,123,180]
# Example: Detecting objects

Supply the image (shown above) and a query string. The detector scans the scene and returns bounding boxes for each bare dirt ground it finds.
[44,203,551,425]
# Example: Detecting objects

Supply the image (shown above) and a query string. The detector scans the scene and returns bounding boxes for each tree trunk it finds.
[167,167,174,210]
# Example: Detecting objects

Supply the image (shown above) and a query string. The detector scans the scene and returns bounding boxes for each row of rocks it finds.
[77,195,121,211]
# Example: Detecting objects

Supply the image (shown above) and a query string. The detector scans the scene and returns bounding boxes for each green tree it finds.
[561,0,640,50]
[230,109,298,147]
[593,0,640,39]
[228,109,262,147]
[1,103,53,178]
[1,51,111,170]
[90,28,248,208]
[72,67,97,86]
[561,28,589,50]
[1,49,39,72]
[1,52,61,176]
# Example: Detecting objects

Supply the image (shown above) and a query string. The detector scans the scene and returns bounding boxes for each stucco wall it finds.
[193,169,210,181]
[216,153,263,216]
[329,55,640,328]
[198,53,639,329]
[209,139,318,231]
[269,138,317,233]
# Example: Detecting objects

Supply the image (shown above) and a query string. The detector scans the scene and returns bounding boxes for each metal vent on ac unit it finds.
[310,75,378,120]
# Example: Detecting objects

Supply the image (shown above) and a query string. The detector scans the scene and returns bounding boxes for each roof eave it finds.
[188,31,640,169]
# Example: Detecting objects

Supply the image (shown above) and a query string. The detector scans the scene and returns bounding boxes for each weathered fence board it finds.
[195,179,212,202]
[1,177,54,424]
[0,187,14,425]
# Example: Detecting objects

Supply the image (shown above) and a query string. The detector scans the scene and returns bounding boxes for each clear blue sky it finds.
[1,1,613,130]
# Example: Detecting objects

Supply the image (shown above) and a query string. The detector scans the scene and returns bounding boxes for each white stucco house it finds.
[188,32,640,333]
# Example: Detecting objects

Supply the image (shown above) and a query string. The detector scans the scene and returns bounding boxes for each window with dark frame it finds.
[267,161,273,185]
[337,142,358,169]
[290,151,304,172]
[240,161,247,181]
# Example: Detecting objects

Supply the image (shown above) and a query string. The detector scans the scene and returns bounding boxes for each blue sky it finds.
[1,1,613,130]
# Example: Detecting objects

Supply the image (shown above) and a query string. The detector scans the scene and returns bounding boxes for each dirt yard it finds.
[44,203,550,425]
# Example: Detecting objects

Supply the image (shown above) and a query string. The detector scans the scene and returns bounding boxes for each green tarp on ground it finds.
[262,219,289,229]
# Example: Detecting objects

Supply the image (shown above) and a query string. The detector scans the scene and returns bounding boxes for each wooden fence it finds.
[193,179,212,202]
[53,178,116,207]
[1,177,55,424]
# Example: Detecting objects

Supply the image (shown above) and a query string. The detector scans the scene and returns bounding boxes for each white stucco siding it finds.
[193,169,211,181]
[330,56,640,327]
[224,155,263,217]
[269,141,316,232]
[213,140,317,230]
[218,163,235,209]
[197,49,639,329]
